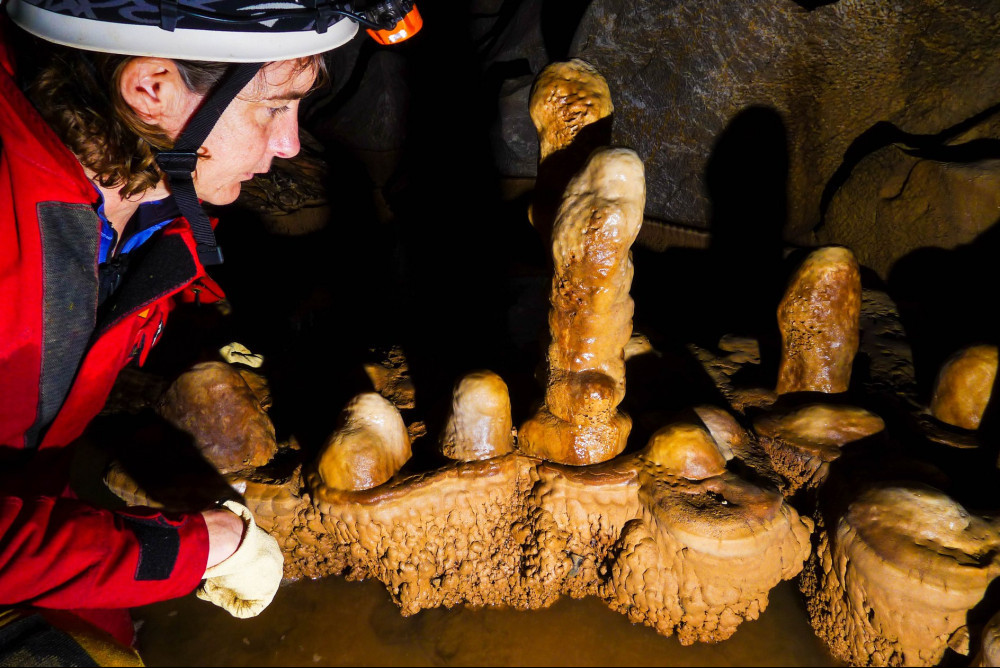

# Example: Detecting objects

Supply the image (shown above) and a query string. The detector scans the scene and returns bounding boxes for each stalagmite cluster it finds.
[518,147,644,465]
[291,443,811,644]
[103,56,815,642]
[96,55,1000,666]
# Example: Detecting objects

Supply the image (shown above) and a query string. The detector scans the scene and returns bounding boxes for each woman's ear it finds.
[118,57,197,139]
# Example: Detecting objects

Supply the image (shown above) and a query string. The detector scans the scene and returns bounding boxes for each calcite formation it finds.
[975,609,1000,667]
[289,445,811,645]
[642,423,727,480]
[528,58,614,241]
[691,405,748,462]
[518,147,644,465]
[930,344,998,431]
[801,482,1000,666]
[108,368,812,646]
[776,246,861,395]
[155,361,277,474]
[313,392,412,492]
[439,370,515,461]
[753,404,885,497]
[529,58,613,163]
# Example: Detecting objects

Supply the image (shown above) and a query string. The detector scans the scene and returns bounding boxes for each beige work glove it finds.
[196,500,284,618]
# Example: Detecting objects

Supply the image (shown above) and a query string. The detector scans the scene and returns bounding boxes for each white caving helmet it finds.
[3,0,422,264]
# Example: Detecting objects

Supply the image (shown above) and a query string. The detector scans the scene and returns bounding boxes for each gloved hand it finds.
[196,500,284,618]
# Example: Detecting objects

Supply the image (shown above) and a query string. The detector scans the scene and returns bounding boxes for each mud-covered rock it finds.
[156,361,277,474]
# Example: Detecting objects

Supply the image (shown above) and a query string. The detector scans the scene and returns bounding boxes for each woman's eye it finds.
[268,105,291,118]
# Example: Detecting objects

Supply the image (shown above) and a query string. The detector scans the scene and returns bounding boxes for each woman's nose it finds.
[270,112,301,159]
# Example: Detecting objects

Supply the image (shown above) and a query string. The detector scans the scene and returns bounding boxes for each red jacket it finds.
[0,22,219,613]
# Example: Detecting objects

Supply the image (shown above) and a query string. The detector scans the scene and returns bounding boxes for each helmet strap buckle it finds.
[155,150,199,177]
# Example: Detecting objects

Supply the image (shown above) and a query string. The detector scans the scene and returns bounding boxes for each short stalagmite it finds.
[314,392,412,492]
[753,403,884,496]
[439,370,515,461]
[803,483,1000,666]
[777,246,861,395]
[528,59,614,241]
[642,422,727,480]
[156,361,277,473]
[930,344,998,430]
[519,147,645,465]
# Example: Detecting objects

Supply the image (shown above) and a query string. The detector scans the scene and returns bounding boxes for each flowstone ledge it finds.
[285,442,810,644]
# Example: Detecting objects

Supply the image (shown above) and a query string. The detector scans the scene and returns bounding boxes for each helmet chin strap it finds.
[155,61,264,267]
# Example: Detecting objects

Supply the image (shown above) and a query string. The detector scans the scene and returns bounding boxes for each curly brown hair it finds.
[29,45,327,199]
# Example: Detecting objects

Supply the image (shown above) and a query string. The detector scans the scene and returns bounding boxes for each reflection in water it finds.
[135,577,840,666]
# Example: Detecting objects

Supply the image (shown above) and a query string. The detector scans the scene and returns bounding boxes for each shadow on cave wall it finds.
[631,106,792,400]
[888,221,1000,408]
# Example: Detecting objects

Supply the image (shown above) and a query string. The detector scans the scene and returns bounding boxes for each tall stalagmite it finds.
[519,147,644,465]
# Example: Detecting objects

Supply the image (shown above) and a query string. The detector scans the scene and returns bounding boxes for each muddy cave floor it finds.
[86,180,1000,666]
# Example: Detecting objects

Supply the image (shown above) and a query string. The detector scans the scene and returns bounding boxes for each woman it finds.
[0,0,414,660]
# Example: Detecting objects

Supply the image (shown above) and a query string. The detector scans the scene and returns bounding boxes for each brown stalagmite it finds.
[519,147,645,465]
[642,423,727,480]
[315,392,411,492]
[156,361,277,473]
[804,483,1000,666]
[440,370,515,461]
[528,59,614,242]
[930,344,998,430]
[776,246,861,394]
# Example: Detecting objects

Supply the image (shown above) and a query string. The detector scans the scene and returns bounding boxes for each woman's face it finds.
[174,60,317,206]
